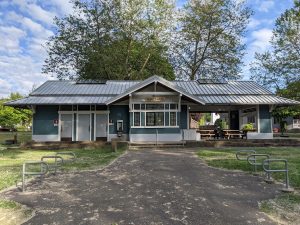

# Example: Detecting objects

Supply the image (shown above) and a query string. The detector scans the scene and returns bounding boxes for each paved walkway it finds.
[4,149,279,225]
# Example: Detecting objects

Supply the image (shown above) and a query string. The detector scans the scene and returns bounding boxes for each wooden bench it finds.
[197,130,215,139]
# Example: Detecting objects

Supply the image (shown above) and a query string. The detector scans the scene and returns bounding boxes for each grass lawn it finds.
[0,132,32,145]
[0,146,125,191]
[197,147,300,224]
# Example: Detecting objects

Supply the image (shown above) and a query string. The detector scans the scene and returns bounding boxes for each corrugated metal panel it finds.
[31,80,139,96]
[5,96,112,105]
[175,81,273,95]
[5,76,300,106]
[200,95,299,105]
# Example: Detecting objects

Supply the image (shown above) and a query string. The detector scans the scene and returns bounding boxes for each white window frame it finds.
[131,103,179,128]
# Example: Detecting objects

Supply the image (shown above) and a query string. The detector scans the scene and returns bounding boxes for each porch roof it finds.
[5,75,300,106]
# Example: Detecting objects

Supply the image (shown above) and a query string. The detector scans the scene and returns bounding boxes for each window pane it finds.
[146,104,164,110]
[146,112,155,126]
[170,104,177,110]
[134,112,140,126]
[170,112,176,126]
[165,104,169,109]
[141,104,145,110]
[155,112,164,126]
[146,112,164,126]
[134,104,140,110]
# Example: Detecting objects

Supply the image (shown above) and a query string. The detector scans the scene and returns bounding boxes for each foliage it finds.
[172,0,252,80]
[214,118,227,129]
[197,113,212,126]
[250,1,300,90]
[0,93,32,130]
[272,80,300,134]
[0,147,125,190]
[43,0,176,81]
[242,123,254,130]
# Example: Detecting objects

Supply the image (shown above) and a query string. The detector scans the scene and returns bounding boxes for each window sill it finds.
[131,126,179,129]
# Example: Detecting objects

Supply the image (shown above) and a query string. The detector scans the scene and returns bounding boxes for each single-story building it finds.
[5,75,300,142]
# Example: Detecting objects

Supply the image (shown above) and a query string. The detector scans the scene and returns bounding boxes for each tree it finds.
[250,0,300,91]
[272,80,300,135]
[0,93,32,130]
[43,0,176,81]
[172,0,252,80]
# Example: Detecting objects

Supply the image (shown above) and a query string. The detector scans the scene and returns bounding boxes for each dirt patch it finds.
[0,205,33,225]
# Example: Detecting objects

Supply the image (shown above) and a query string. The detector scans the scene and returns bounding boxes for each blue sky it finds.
[0,0,295,97]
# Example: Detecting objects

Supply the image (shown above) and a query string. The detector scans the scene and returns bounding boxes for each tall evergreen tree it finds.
[250,0,300,90]
[172,0,251,80]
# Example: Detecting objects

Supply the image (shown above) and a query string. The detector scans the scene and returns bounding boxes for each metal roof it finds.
[5,76,300,106]
[105,75,206,105]
[6,96,110,105]
[31,80,139,96]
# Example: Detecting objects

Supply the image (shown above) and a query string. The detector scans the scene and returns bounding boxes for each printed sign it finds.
[53,119,58,126]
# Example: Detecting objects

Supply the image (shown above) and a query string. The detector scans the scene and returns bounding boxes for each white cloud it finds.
[0,26,26,54]
[247,18,261,29]
[0,55,53,97]
[48,0,74,15]
[250,28,273,52]
[12,0,57,26]
[258,1,274,13]
[6,11,54,39]
[0,78,12,97]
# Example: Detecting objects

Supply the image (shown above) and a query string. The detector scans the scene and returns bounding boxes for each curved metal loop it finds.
[41,156,64,174]
[41,155,64,165]
[236,150,256,161]
[263,159,292,191]
[23,161,49,175]
[247,154,270,166]
[262,159,288,173]
[55,152,76,163]
[22,161,49,192]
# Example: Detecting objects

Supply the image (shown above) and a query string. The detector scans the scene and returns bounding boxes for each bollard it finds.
[263,159,294,192]
[22,161,49,192]
[247,154,273,182]
[41,156,64,174]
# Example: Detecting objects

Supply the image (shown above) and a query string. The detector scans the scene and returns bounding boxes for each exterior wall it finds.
[248,105,273,139]
[259,105,272,133]
[129,105,188,142]
[32,105,59,141]
[180,105,188,129]
[130,128,181,142]
[108,105,129,141]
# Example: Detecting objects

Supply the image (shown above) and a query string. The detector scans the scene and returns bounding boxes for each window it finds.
[131,103,178,127]
[134,112,140,126]
[247,115,255,124]
[146,104,164,110]
[170,104,177,110]
[146,112,164,126]
[134,104,140,110]
[170,112,177,126]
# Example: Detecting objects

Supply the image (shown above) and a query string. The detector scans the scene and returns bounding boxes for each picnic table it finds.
[223,129,245,139]
[197,130,215,139]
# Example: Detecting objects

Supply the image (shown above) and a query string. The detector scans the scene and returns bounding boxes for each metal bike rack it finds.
[247,154,272,182]
[55,152,76,164]
[21,161,49,192]
[263,159,294,192]
[236,150,256,161]
[41,156,64,174]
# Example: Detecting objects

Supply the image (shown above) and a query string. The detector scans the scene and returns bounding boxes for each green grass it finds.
[0,131,32,145]
[197,147,300,224]
[197,147,300,188]
[260,193,300,224]
[0,199,20,209]
[0,146,125,190]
